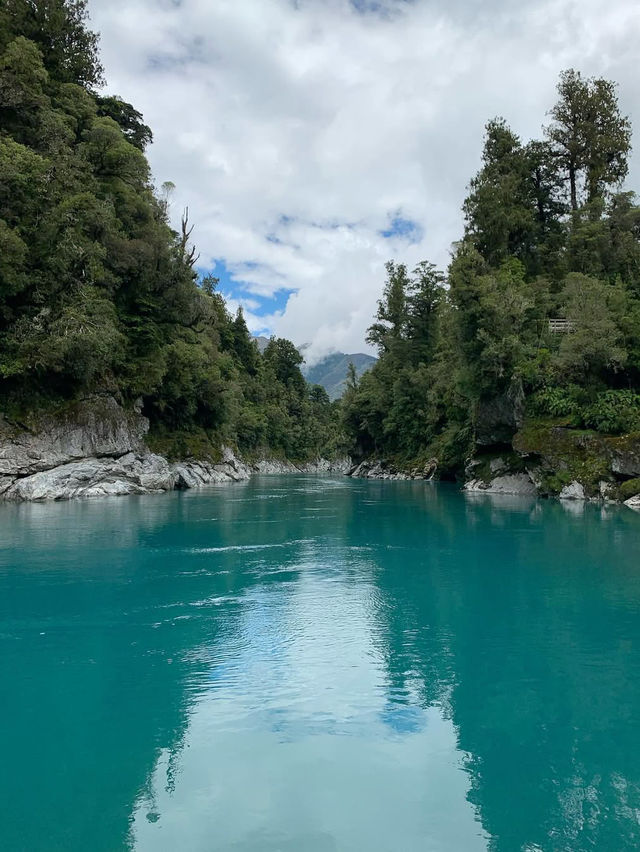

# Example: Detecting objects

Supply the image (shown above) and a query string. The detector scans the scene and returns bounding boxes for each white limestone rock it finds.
[559,481,586,500]
[254,457,351,475]
[464,473,537,496]
[624,494,640,511]
[489,457,507,474]
[599,480,618,502]
[252,459,298,474]
[4,452,175,502]
[173,448,252,489]
[0,396,148,478]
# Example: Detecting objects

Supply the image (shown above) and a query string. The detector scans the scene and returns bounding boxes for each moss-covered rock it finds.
[145,426,223,463]
[620,478,640,501]
[511,418,640,498]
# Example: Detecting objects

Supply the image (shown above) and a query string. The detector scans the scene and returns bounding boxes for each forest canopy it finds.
[0,0,343,461]
[343,69,640,472]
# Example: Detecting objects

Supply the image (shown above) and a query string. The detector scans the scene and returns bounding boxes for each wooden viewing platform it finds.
[548,318,576,334]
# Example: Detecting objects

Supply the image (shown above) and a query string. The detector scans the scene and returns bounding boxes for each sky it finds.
[89,0,640,361]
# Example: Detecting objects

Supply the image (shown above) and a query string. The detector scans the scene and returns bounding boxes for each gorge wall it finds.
[347,388,640,511]
[0,398,350,502]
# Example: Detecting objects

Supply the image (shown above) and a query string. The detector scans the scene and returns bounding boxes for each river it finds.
[1,476,640,850]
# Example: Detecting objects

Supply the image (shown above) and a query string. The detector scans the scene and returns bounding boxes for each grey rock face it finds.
[624,494,640,511]
[173,447,252,488]
[559,481,586,500]
[253,457,351,475]
[0,397,147,478]
[475,380,525,446]
[464,473,537,496]
[0,399,252,501]
[4,453,175,501]
[348,460,413,480]
[489,457,507,474]
[0,398,350,502]
[252,459,302,475]
[609,446,640,478]
[0,397,163,501]
[599,480,618,502]
[300,457,352,474]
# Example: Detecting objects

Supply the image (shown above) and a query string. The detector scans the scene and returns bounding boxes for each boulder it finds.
[173,447,252,488]
[464,473,537,496]
[624,495,640,511]
[559,481,586,500]
[609,445,640,478]
[4,453,175,502]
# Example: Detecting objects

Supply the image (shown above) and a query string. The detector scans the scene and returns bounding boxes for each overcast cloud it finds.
[89,0,640,360]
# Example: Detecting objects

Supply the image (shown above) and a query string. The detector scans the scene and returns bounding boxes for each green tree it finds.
[405,261,445,365]
[546,69,631,211]
[95,95,152,151]
[366,261,409,354]
[1,0,104,88]
[555,274,627,380]
[464,120,565,276]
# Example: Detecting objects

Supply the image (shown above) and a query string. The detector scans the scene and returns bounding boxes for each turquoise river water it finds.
[2,476,640,851]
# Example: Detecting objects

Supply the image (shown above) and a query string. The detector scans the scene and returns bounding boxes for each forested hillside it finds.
[343,70,640,490]
[0,0,343,462]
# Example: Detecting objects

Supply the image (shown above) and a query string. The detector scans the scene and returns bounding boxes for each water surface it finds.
[2,477,640,851]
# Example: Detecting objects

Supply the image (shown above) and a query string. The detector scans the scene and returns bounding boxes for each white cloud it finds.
[89,0,640,359]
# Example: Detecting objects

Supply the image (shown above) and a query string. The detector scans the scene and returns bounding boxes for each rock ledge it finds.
[0,399,349,502]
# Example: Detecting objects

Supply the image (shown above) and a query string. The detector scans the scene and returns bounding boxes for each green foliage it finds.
[366,261,410,354]
[619,478,640,500]
[0,0,104,88]
[343,68,640,476]
[529,386,640,434]
[555,274,627,378]
[0,4,343,463]
[583,390,640,434]
[95,95,152,151]
[531,385,582,418]
[463,120,565,276]
[545,69,631,210]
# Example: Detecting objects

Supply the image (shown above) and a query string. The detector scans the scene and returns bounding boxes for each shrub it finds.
[583,390,640,434]
[531,385,581,417]
[619,478,640,500]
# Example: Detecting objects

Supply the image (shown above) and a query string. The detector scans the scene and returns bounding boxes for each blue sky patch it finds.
[380,215,423,244]
[197,259,295,325]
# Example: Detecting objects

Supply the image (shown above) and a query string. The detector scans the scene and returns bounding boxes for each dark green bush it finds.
[619,478,640,500]
[530,385,582,418]
[583,390,640,434]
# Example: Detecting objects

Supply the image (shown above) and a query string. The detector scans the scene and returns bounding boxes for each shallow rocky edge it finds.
[0,397,350,502]
[346,386,640,512]
[347,453,640,511]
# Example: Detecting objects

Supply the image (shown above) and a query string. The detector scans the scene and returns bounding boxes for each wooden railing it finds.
[548,318,576,334]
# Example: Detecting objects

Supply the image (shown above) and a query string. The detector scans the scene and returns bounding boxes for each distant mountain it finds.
[253,336,270,354]
[303,352,376,400]
[252,337,375,399]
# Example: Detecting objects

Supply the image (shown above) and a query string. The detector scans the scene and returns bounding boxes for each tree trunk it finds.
[569,161,578,211]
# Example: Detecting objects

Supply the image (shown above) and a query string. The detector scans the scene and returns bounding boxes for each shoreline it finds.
[0,396,350,503]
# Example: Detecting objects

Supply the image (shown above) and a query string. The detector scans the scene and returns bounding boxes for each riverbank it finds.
[346,418,640,511]
[0,397,349,502]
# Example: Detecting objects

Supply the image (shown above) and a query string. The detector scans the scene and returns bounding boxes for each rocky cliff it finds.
[347,388,640,510]
[0,398,346,502]
[460,407,640,510]
[463,421,640,508]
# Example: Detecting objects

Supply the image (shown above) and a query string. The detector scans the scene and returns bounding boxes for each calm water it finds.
[2,477,640,851]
